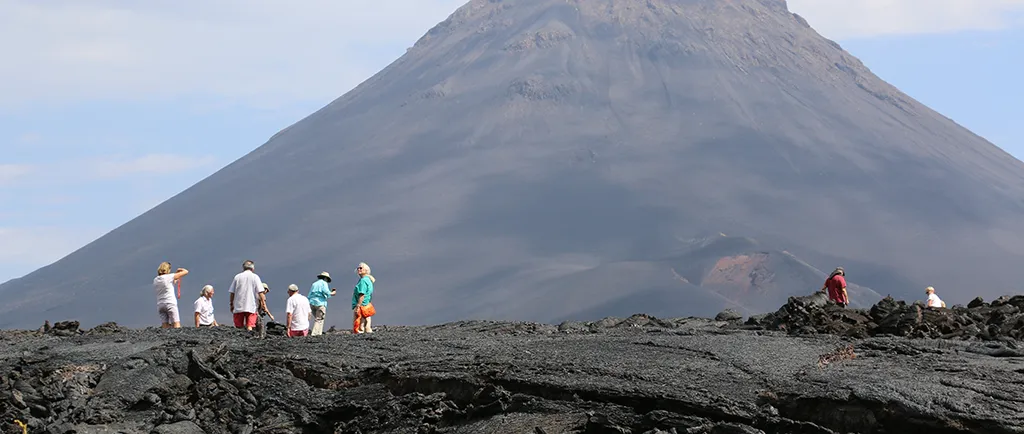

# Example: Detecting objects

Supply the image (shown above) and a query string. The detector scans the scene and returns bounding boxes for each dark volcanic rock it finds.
[744,292,1024,342]
[46,321,80,337]
[2,307,1024,434]
[86,322,129,335]
[3,0,1024,330]
[715,309,743,322]
[968,297,986,309]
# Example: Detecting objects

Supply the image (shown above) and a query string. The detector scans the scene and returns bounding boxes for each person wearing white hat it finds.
[307,271,337,336]
[925,286,946,308]
[285,284,312,337]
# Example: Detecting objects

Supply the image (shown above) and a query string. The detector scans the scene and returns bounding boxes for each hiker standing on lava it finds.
[193,285,219,327]
[308,271,337,336]
[925,286,947,308]
[821,267,849,307]
[285,284,312,337]
[352,262,376,334]
[228,259,266,331]
[154,262,189,328]
[254,282,276,338]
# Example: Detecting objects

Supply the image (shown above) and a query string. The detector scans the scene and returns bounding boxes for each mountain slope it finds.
[2,0,1023,329]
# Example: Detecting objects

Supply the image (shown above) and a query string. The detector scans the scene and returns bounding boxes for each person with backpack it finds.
[821,267,849,307]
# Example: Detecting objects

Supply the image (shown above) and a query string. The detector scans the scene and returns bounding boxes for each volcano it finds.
[2,0,1023,329]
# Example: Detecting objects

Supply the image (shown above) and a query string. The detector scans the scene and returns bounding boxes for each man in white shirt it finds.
[285,284,312,337]
[228,259,266,331]
[925,286,946,308]
[193,285,219,327]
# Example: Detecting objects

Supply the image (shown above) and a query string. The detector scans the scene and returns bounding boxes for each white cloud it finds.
[85,154,217,179]
[0,155,216,186]
[0,226,107,270]
[0,164,34,186]
[788,0,1024,39]
[0,0,465,109]
[17,133,42,144]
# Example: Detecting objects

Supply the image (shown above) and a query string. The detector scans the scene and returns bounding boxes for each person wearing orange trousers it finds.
[352,262,376,333]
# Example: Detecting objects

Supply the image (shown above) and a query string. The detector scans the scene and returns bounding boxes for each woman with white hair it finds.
[925,286,946,308]
[352,262,377,334]
[193,285,219,327]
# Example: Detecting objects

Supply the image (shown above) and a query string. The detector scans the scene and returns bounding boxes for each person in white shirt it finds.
[285,284,312,337]
[153,262,189,329]
[228,259,266,331]
[925,286,946,308]
[193,285,219,327]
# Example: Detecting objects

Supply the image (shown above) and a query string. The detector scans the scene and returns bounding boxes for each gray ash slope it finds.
[3,0,1024,328]
[5,294,1024,434]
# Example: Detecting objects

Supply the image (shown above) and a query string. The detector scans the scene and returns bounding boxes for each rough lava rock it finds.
[3,295,1024,433]
[743,291,1024,344]
[715,309,743,322]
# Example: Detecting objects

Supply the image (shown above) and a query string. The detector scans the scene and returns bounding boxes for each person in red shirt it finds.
[821,267,849,307]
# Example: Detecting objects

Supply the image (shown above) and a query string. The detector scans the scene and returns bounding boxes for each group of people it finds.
[820,266,946,308]
[152,259,377,336]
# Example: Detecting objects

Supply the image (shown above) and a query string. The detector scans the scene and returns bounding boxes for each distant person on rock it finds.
[308,271,337,336]
[193,285,219,327]
[821,267,849,307]
[285,284,312,337]
[352,262,376,334]
[229,259,266,331]
[154,262,189,329]
[925,286,946,308]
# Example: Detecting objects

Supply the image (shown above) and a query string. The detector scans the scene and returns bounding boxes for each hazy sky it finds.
[1,0,1022,284]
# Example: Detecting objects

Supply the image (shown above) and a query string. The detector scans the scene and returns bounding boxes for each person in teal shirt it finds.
[352,262,376,333]
[308,271,336,336]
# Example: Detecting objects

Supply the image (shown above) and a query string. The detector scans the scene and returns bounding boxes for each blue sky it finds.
[1,0,1023,284]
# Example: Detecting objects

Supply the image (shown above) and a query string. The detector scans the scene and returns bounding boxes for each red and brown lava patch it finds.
[702,253,775,294]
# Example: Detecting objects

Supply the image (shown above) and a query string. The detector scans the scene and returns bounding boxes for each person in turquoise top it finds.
[352,262,376,334]
[307,271,336,336]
